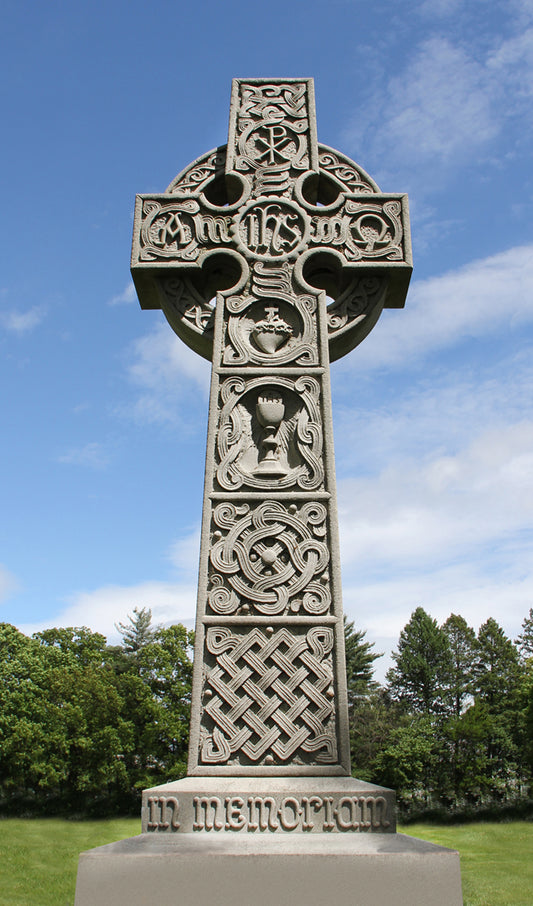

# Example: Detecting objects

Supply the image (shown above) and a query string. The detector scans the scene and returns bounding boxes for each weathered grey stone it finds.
[75,78,462,904]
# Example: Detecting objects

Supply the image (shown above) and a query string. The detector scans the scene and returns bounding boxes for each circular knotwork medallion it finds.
[208,500,331,616]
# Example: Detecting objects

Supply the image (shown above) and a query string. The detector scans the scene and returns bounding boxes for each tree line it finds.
[347,607,533,819]
[1,606,531,818]
[0,611,193,815]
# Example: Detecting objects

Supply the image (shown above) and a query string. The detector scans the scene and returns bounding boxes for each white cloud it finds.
[487,28,533,102]
[417,0,462,17]
[1,306,45,333]
[335,397,533,679]
[336,243,533,372]
[57,442,111,469]
[384,38,496,162]
[345,25,533,179]
[125,321,210,425]
[332,296,533,680]
[338,419,533,573]
[109,282,137,306]
[342,565,533,682]
[334,347,533,476]
[167,528,201,577]
[18,580,197,643]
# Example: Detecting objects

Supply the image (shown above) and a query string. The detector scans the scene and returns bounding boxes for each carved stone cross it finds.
[76,79,460,906]
[131,79,411,783]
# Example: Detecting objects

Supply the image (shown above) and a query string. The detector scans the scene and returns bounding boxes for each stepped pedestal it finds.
[75,777,462,905]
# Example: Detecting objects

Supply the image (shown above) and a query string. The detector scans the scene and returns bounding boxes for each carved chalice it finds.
[255,391,287,477]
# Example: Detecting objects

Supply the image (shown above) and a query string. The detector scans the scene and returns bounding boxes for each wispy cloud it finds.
[109,282,136,306]
[342,564,533,681]
[0,565,19,605]
[338,419,533,573]
[1,306,46,333]
[335,243,533,373]
[487,27,533,104]
[123,321,210,426]
[334,352,533,481]
[383,38,495,162]
[337,411,533,677]
[418,0,462,18]
[57,442,111,469]
[345,23,533,183]
[167,527,201,577]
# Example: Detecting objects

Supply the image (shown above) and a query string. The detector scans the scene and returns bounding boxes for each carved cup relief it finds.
[255,391,286,477]
[216,376,324,491]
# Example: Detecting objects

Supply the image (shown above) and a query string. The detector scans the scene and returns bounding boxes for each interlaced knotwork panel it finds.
[200,626,337,766]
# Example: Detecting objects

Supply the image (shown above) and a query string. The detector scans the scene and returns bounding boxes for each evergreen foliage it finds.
[343,616,382,706]
[386,607,452,715]
[516,607,533,660]
[115,606,157,656]
[352,608,532,817]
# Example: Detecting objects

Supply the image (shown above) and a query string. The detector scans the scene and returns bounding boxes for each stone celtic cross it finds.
[77,79,459,906]
[131,79,411,787]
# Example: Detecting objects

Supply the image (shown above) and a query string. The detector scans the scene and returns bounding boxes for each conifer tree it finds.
[441,613,476,717]
[516,607,533,660]
[473,618,520,711]
[344,616,382,709]
[386,607,452,716]
[116,607,156,655]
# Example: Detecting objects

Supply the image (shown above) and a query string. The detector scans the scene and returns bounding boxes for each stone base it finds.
[75,831,463,906]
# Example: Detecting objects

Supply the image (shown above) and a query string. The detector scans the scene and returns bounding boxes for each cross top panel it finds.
[131,78,412,363]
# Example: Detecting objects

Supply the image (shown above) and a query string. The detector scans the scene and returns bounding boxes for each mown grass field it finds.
[0,818,139,906]
[401,821,533,905]
[0,818,532,905]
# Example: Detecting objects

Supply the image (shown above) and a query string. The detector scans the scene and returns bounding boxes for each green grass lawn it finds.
[0,818,531,905]
[401,821,533,906]
[0,817,140,906]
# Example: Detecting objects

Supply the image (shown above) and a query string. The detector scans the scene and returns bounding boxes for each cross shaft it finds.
[131,78,412,776]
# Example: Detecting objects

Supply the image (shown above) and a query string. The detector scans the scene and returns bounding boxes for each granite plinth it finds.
[141,775,396,834]
[75,830,463,906]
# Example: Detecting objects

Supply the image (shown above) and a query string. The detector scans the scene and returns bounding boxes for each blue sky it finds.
[2,0,532,678]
